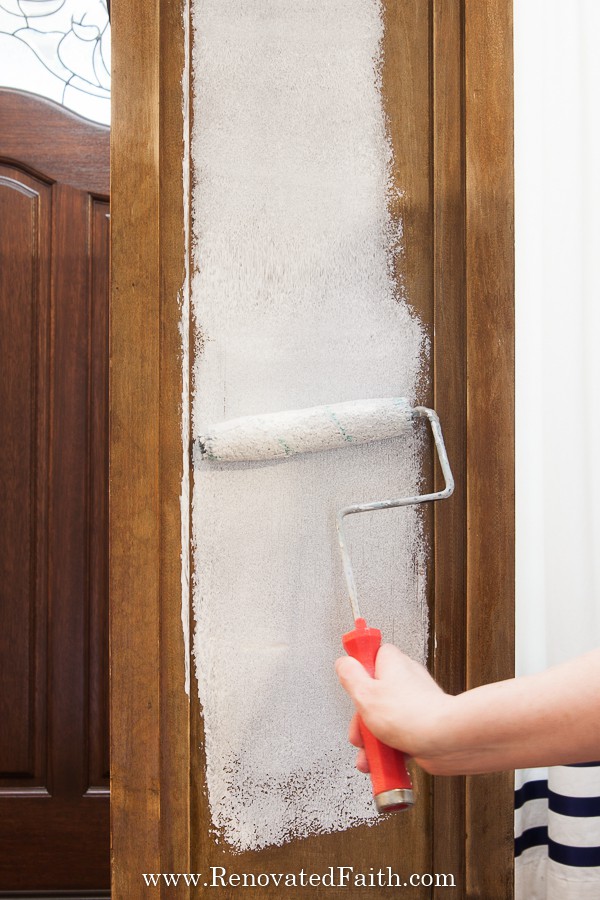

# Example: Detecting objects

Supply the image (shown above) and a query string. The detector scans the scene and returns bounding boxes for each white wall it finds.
[515,0,600,677]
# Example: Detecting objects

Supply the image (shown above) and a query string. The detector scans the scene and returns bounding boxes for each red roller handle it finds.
[342,617,415,813]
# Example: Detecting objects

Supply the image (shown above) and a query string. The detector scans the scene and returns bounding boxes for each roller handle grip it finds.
[342,618,414,812]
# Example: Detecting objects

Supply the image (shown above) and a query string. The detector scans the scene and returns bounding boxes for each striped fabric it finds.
[515,764,600,898]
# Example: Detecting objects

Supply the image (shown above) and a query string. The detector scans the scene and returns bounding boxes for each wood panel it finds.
[88,199,111,793]
[0,90,110,894]
[0,170,51,787]
[464,1,515,897]
[50,182,93,800]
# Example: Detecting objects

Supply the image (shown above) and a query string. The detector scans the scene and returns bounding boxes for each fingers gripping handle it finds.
[342,618,415,813]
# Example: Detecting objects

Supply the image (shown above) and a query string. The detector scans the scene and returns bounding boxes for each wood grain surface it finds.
[111,0,191,897]
[465,1,515,896]
[431,1,468,892]
[110,0,162,895]
[0,90,110,893]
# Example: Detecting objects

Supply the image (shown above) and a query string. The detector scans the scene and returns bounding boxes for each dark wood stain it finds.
[0,90,110,892]
[0,89,109,195]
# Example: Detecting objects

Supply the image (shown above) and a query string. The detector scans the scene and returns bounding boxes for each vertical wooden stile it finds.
[465,0,515,896]
[110,0,189,896]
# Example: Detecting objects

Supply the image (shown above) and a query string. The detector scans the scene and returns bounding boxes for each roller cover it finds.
[200,397,413,462]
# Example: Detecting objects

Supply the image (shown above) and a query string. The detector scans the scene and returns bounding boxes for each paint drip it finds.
[190,0,428,851]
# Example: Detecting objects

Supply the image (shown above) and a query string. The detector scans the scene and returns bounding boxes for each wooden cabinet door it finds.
[0,89,110,895]
[110,0,514,897]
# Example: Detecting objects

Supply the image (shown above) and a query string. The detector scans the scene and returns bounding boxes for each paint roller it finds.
[199,397,454,814]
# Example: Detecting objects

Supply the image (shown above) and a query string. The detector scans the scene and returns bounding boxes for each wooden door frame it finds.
[110,1,514,896]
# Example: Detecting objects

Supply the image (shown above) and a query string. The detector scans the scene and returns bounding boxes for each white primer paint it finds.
[191,0,427,851]
[181,0,191,697]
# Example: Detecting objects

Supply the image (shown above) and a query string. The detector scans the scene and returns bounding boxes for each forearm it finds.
[421,648,600,775]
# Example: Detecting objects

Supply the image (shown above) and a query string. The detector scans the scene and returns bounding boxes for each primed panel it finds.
[191,0,430,852]
[190,0,435,888]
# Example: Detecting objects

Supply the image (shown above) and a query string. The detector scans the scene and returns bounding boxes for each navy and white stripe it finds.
[515,764,600,899]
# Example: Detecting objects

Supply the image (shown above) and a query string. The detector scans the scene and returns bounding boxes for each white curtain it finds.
[515,0,600,896]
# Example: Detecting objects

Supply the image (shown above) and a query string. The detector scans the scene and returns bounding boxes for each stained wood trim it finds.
[464,0,515,896]
[158,0,192,889]
[110,0,189,897]
[431,0,467,892]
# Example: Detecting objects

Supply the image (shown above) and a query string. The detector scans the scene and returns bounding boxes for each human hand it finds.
[335,643,452,774]
[339,642,600,776]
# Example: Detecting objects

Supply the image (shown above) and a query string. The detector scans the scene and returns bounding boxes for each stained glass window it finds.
[0,0,110,125]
